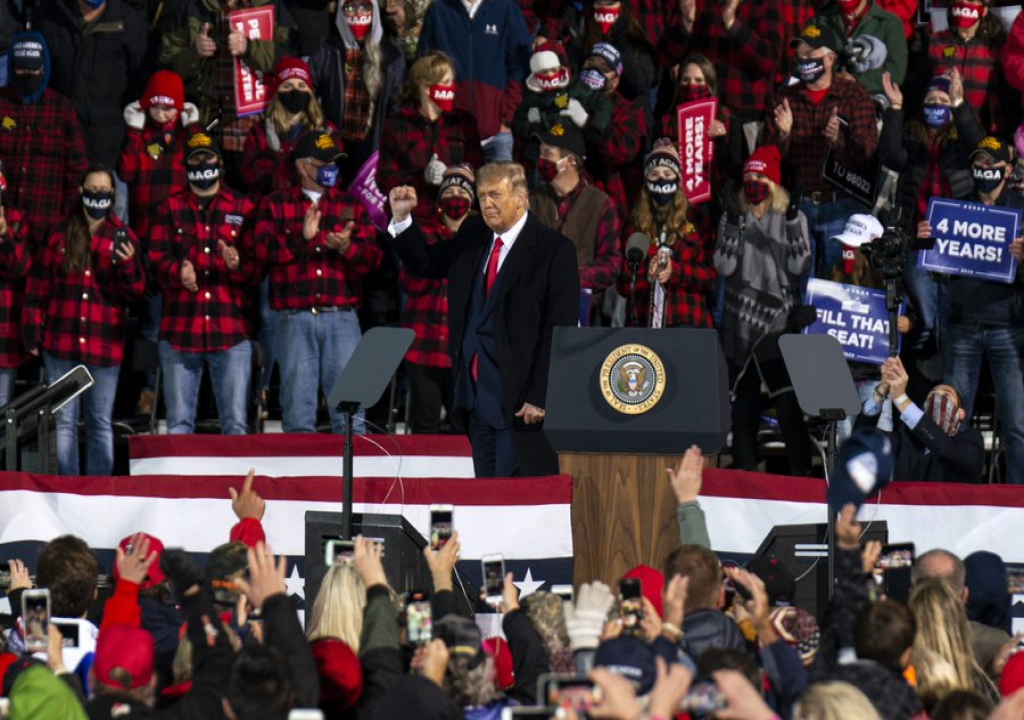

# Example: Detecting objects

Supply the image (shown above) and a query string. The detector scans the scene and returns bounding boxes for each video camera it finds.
[861,226,935,278]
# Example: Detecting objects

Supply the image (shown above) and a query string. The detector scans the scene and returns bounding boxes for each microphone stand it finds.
[627,257,640,328]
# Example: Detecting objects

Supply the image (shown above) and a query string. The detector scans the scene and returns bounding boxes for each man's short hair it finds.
[912,549,966,596]
[476,161,528,199]
[663,544,721,612]
[853,599,917,671]
[225,646,293,720]
[35,535,98,618]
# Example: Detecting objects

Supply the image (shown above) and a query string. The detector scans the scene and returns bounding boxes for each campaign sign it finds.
[231,7,275,117]
[351,151,387,232]
[822,146,877,206]
[803,279,902,365]
[676,99,716,205]
[921,198,1020,283]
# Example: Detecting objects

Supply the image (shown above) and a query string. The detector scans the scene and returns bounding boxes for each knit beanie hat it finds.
[438,163,476,203]
[140,70,184,111]
[311,638,364,713]
[644,138,681,177]
[926,74,951,98]
[269,56,314,97]
[743,145,782,186]
[529,40,569,75]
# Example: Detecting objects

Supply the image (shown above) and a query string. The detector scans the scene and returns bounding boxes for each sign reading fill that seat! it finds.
[803,280,903,365]
[921,198,1020,283]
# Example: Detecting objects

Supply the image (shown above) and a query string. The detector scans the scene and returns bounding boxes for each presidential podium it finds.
[545,327,730,586]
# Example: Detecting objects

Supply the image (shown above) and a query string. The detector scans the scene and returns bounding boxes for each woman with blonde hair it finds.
[616,138,716,329]
[377,51,482,223]
[306,562,366,651]
[715,144,812,476]
[909,578,1000,708]
[242,57,333,200]
[795,681,883,720]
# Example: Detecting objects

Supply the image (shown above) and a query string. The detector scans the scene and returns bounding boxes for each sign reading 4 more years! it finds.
[921,198,1020,283]
[803,280,903,366]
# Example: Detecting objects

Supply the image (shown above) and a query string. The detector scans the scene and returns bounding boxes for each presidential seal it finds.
[599,344,666,415]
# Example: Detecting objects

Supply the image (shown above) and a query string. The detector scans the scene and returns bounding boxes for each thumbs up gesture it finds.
[424,153,447,186]
[196,22,217,58]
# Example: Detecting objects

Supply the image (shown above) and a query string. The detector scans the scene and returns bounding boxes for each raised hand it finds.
[196,22,217,58]
[228,468,265,521]
[881,71,903,109]
[388,185,418,222]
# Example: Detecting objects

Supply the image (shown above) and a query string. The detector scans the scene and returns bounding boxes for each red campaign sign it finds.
[675,99,717,205]
[230,7,275,118]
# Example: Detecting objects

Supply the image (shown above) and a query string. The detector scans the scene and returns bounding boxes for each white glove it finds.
[560,97,589,129]
[265,118,282,152]
[181,102,200,127]
[124,101,146,130]
[527,107,542,125]
[564,581,614,651]
[425,153,446,186]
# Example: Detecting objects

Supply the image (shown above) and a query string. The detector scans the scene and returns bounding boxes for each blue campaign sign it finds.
[802,279,902,366]
[921,198,1020,283]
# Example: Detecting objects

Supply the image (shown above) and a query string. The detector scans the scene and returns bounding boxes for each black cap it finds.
[434,616,485,668]
[186,131,222,160]
[294,129,346,163]
[970,136,1012,165]
[534,122,586,160]
[790,24,838,53]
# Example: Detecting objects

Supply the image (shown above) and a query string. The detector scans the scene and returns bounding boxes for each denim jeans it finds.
[159,340,251,435]
[43,355,120,476]
[482,131,514,163]
[0,366,15,408]
[943,324,1024,484]
[258,277,276,391]
[799,196,866,292]
[274,309,364,434]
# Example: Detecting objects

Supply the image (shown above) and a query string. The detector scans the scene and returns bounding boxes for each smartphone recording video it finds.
[874,543,915,602]
[429,504,454,551]
[22,588,50,652]
[324,539,355,566]
[618,577,644,636]
[406,599,433,646]
[539,675,602,717]
[482,554,505,604]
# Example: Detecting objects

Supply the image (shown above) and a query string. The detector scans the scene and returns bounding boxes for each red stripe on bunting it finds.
[128,434,472,460]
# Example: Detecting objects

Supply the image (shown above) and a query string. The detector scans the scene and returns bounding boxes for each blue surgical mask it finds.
[315,163,339,189]
[646,179,677,206]
[922,104,951,128]
[82,190,112,219]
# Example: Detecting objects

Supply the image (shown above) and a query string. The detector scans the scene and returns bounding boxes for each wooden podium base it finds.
[560,452,694,587]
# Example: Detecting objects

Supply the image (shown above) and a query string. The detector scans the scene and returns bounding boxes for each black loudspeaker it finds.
[544,327,730,454]
[305,512,431,607]
[751,521,888,619]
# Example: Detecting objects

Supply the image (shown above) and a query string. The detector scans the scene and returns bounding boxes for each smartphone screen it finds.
[482,556,505,602]
[406,600,433,646]
[430,505,453,551]
[52,620,80,648]
[874,543,915,602]
[618,578,644,635]
[541,676,601,713]
[500,708,552,720]
[113,228,130,256]
[22,590,50,652]
[551,584,573,603]
[324,539,355,566]
[680,681,727,713]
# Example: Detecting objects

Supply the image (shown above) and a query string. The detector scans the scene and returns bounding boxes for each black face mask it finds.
[277,89,310,115]
[11,72,43,99]
[973,165,1005,193]
[187,160,221,190]
[82,190,112,219]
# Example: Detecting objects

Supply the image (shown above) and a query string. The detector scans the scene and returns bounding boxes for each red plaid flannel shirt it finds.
[0,87,88,241]
[118,122,192,242]
[659,0,785,115]
[240,120,339,202]
[0,207,33,368]
[400,215,452,368]
[149,188,257,353]
[616,216,717,328]
[253,186,383,310]
[539,179,623,290]
[23,216,146,367]
[377,105,484,223]
[762,77,879,194]
[589,91,647,211]
[929,31,1003,132]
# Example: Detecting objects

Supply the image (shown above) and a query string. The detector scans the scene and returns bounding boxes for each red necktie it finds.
[472,237,504,381]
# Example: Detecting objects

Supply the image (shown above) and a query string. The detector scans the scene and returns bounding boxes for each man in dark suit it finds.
[387,162,579,477]
[859,356,985,482]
